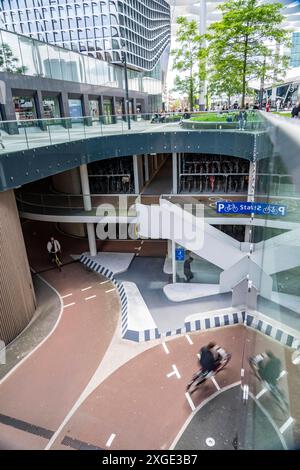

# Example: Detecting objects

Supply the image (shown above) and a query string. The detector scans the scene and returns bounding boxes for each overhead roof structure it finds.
[168,0,300,33]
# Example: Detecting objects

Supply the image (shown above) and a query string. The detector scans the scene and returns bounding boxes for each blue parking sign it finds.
[216,201,287,217]
[176,248,185,261]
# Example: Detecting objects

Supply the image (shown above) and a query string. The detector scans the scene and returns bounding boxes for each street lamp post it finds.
[121,47,131,130]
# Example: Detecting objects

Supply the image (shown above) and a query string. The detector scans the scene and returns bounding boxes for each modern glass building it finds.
[0,0,171,71]
[290,32,300,68]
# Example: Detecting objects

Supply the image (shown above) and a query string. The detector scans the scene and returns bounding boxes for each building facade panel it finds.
[0,0,171,72]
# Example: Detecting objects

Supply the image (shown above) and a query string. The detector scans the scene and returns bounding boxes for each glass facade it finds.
[290,32,300,68]
[0,28,162,95]
[0,0,171,72]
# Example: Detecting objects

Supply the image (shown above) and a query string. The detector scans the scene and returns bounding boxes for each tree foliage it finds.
[207,0,290,107]
[171,17,205,110]
[0,43,27,74]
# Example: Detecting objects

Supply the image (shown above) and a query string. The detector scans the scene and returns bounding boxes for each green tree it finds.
[208,60,243,107]
[171,17,204,111]
[207,0,290,107]
[172,74,199,105]
[0,43,27,74]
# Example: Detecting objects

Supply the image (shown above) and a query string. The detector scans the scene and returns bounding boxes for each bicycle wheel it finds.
[55,255,62,272]
[186,371,206,394]
[216,353,232,373]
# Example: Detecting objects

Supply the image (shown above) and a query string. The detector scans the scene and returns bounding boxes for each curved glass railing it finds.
[0,111,265,155]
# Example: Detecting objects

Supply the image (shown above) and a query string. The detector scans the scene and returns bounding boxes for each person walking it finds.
[184,256,194,283]
[291,101,300,118]
[276,98,281,112]
[238,109,247,130]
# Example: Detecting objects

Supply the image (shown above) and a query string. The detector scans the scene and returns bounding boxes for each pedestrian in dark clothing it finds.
[184,256,194,282]
[291,102,300,118]
[183,108,191,120]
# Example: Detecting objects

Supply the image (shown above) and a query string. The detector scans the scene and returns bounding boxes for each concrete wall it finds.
[52,168,85,236]
[58,222,86,238]
[0,190,36,345]
[52,168,81,194]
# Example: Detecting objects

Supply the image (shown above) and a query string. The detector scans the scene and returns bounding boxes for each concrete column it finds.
[82,94,92,126]
[79,164,97,256]
[59,92,70,118]
[172,152,178,194]
[98,95,104,116]
[59,92,70,129]
[199,0,207,111]
[133,155,140,194]
[144,155,149,182]
[80,164,92,211]
[172,240,176,284]
[87,223,97,257]
[167,239,172,258]
[34,90,45,120]
[111,96,117,123]
[0,190,36,344]
[34,90,47,131]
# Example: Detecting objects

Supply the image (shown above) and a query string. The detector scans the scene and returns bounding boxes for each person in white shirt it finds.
[47,237,61,264]
[276,99,281,112]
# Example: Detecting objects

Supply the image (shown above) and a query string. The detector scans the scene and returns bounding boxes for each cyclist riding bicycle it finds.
[199,342,223,374]
[47,237,61,264]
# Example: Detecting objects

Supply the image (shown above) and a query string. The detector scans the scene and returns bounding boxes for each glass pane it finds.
[0,30,23,74]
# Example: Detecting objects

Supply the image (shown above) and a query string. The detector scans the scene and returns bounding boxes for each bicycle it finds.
[224,203,239,213]
[50,252,62,272]
[263,205,279,216]
[186,348,232,395]
[249,355,288,413]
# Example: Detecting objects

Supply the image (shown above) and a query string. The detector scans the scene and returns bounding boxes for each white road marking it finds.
[64,302,75,308]
[185,334,193,345]
[162,342,170,355]
[106,288,116,293]
[62,293,73,299]
[81,286,92,292]
[256,388,268,399]
[141,241,145,245]
[197,353,200,360]
[243,384,249,401]
[278,370,287,380]
[106,433,116,447]
[85,295,96,301]
[167,364,181,380]
[100,280,110,285]
[241,368,245,377]
[185,392,196,411]
[280,417,294,434]
[211,376,221,391]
